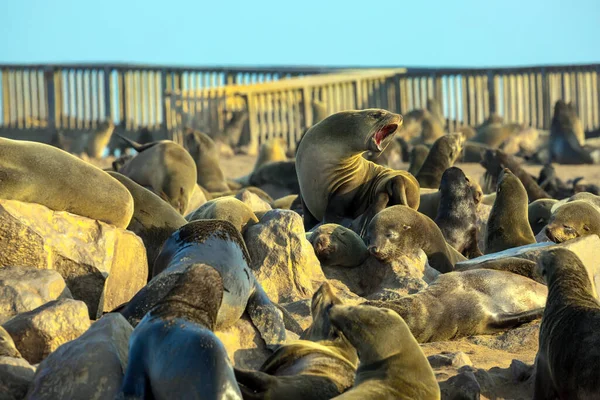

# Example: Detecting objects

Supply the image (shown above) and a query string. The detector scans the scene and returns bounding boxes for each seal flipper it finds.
[234,368,274,400]
[116,133,159,153]
[246,283,287,349]
[488,307,545,330]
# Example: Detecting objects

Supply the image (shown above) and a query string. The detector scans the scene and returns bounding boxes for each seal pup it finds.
[416,133,465,189]
[85,120,115,159]
[366,205,466,273]
[0,137,134,229]
[183,128,230,193]
[329,304,440,399]
[417,175,482,220]
[528,198,559,236]
[107,171,187,278]
[296,109,420,237]
[120,220,286,347]
[307,224,369,267]
[117,135,197,214]
[119,263,243,400]
[434,167,482,258]
[549,100,591,164]
[533,248,600,400]
[407,144,430,176]
[364,268,547,343]
[485,168,536,254]
[545,201,600,243]
[234,283,358,400]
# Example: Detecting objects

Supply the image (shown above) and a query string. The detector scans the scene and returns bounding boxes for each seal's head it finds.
[496,168,527,209]
[545,201,600,243]
[307,109,402,154]
[537,248,590,289]
[308,224,369,267]
[439,167,471,198]
[328,305,411,362]
[301,281,344,341]
[365,205,421,262]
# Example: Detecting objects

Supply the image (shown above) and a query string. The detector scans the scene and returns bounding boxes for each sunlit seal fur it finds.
[183,128,230,193]
[545,201,600,243]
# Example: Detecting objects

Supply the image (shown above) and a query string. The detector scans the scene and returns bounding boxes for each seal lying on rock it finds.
[534,248,600,400]
[366,205,466,273]
[296,109,420,237]
[119,264,243,400]
[364,269,547,343]
[545,201,600,243]
[119,220,287,348]
[307,224,369,268]
[329,304,440,399]
[0,137,134,229]
[117,135,197,215]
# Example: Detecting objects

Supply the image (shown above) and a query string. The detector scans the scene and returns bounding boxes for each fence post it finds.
[103,67,111,122]
[487,71,496,114]
[160,70,168,133]
[541,68,550,129]
[393,73,402,114]
[43,67,56,130]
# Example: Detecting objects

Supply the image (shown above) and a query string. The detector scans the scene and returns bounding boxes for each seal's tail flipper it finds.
[116,133,157,153]
[489,307,545,330]
[246,284,288,349]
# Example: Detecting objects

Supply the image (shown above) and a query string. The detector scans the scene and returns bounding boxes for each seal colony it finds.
[3,98,600,399]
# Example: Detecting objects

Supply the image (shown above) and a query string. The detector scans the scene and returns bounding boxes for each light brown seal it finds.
[253,138,288,172]
[545,201,600,243]
[329,304,441,399]
[534,248,600,400]
[415,133,465,189]
[296,109,420,238]
[0,137,134,229]
[485,168,536,254]
[85,120,115,159]
[183,128,230,193]
[528,198,559,236]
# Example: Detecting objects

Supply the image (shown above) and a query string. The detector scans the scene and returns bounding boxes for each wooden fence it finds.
[1,63,599,150]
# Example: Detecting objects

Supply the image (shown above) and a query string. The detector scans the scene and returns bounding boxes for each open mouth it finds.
[373,123,399,150]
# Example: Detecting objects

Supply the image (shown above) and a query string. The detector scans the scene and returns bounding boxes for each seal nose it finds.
[368,245,380,257]
[314,236,330,253]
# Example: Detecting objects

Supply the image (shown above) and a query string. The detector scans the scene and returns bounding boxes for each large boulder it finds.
[0,267,72,323]
[2,299,91,364]
[26,313,133,400]
[0,356,36,400]
[0,199,148,318]
[243,210,326,303]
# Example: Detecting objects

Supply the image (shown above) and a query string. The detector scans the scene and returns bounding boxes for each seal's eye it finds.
[370,111,383,119]
[402,225,411,231]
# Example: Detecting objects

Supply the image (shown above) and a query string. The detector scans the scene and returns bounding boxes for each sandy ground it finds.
[220,155,600,193]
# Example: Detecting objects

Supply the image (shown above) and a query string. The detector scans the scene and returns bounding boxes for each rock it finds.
[456,235,600,298]
[215,316,271,370]
[25,313,133,400]
[428,352,473,369]
[0,267,72,323]
[509,359,533,382]
[0,356,36,400]
[467,321,540,354]
[2,299,90,364]
[440,368,481,400]
[0,199,148,319]
[0,326,21,358]
[235,189,272,213]
[243,210,326,303]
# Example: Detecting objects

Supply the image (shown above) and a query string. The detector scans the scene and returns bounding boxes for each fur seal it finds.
[119,263,243,399]
[528,198,559,236]
[253,138,288,172]
[185,197,258,233]
[117,135,197,214]
[407,144,429,176]
[308,224,369,267]
[485,168,536,254]
[427,98,446,129]
[107,171,187,277]
[329,304,441,399]
[472,121,523,148]
[549,100,591,164]
[312,99,329,125]
[545,201,600,243]
[214,110,249,148]
[296,109,420,237]
[364,268,546,343]
[273,194,298,210]
[121,219,287,347]
[234,282,358,400]
[434,167,482,258]
[183,128,230,193]
[366,205,466,273]
[419,112,445,145]
[85,120,115,159]
[248,160,299,200]
[418,174,482,220]
[0,137,134,229]
[415,133,465,189]
[534,248,600,400]
[456,256,545,284]
[0,326,21,358]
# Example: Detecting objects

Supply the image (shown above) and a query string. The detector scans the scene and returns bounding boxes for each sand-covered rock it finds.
[2,299,90,364]
[0,199,148,318]
[215,316,272,370]
[243,210,325,303]
[0,356,36,400]
[26,313,132,400]
[235,189,272,213]
[0,267,72,323]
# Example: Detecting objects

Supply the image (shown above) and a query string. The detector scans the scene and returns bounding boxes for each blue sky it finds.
[0,0,599,67]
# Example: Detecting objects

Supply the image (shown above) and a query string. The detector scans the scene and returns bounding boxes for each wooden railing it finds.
[1,63,599,150]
